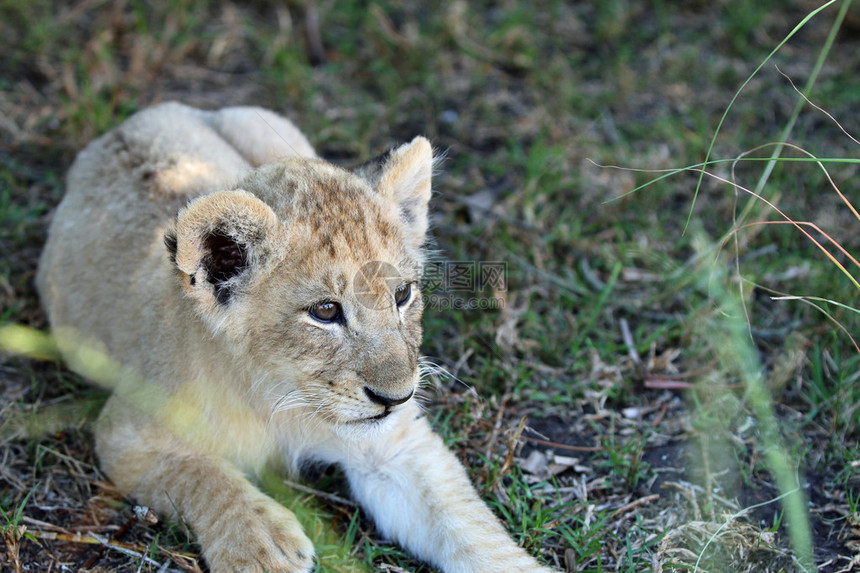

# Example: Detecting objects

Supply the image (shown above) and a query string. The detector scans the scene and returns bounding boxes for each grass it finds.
[1,0,860,571]
[1,486,37,573]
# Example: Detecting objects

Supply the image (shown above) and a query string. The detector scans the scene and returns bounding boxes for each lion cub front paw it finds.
[205,500,315,573]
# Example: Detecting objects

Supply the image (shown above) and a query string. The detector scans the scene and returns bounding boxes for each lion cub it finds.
[37,103,555,572]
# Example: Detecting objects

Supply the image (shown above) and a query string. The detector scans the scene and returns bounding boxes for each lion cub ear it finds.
[164,190,279,306]
[354,137,433,248]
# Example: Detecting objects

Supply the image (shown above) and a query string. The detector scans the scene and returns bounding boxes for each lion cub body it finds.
[38,102,553,572]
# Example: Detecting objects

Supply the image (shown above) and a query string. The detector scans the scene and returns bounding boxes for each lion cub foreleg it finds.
[341,413,554,573]
[96,419,314,573]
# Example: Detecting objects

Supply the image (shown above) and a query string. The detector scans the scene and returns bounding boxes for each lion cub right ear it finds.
[353,137,434,249]
[164,190,280,307]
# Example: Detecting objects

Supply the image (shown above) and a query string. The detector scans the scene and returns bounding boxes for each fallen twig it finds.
[489,416,527,491]
[29,530,162,564]
[282,478,357,507]
[619,317,645,377]
[27,529,201,572]
[520,436,604,452]
[609,494,660,519]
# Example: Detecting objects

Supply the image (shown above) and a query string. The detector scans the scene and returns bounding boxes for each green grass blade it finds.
[686,0,838,233]
[693,232,815,571]
[572,262,621,353]
[600,155,860,203]
[750,0,853,199]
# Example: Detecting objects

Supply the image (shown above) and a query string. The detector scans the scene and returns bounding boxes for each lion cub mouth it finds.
[354,388,416,424]
[346,410,392,425]
[364,410,393,422]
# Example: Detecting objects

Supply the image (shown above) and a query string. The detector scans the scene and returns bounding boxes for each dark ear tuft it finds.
[357,137,433,249]
[164,230,178,264]
[352,148,394,188]
[203,230,247,304]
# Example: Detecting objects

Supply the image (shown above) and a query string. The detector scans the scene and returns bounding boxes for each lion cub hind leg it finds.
[103,441,314,572]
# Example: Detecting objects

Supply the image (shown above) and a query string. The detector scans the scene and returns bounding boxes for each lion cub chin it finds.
[37,102,555,572]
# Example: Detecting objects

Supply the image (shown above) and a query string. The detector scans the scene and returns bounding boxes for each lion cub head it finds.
[164,138,434,435]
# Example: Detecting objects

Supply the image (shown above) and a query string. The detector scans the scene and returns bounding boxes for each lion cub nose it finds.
[364,387,414,408]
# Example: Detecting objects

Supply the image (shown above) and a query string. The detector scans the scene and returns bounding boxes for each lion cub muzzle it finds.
[355,330,417,416]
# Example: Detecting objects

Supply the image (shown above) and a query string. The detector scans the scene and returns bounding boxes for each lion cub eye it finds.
[394,283,411,307]
[310,301,342,323]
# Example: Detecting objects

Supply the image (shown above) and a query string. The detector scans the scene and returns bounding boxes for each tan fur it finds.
[37,102,556,572]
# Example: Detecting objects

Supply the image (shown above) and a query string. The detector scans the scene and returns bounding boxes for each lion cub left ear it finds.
[164,190,279,306]
[355,137,434,248]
